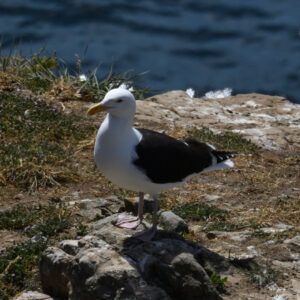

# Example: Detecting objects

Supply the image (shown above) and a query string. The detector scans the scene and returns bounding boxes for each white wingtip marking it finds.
[206,143,216,150]
[223,159,234,168]
[202,159,234,173]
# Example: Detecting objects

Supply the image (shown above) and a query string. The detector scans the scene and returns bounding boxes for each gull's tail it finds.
[203,149,236,172]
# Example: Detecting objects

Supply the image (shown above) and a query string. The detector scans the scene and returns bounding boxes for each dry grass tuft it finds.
[0,73,19,92]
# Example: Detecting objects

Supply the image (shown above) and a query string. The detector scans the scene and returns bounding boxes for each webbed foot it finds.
[115,213,141,229]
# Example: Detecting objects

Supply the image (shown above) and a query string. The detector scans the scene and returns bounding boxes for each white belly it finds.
[93,118,181,195]
[94,140,179,195]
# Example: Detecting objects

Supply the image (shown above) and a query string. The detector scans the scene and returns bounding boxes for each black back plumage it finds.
[133,129,234,184]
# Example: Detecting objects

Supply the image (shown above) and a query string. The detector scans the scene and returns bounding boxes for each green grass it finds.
[173,202,246,233]
[210,274,228,292]
[0,206,41,231]
[0,204,72,237]
[187,127,259,153]
[205,221,245,232]
[0,240,48,300]
[0,47,150,100]
[0,48,150,192]
[77,224,89,237]
[0,92,95,191]
[173,202,228,222]
[0,204,73,299]
[250,230,271,239]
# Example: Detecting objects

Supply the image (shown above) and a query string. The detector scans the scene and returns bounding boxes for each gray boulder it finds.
[68,247,168,300]
[40,247,73,298]
[158,210,188,233]
[40,214,231,300]
[69,196,124,221]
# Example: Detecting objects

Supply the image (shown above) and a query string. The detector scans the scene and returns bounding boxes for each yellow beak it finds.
[86,103,107,116]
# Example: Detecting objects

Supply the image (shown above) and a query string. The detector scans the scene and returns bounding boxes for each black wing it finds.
[133,128,233,184]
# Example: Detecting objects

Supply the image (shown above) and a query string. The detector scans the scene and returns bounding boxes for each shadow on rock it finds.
[120,229,228,300]
[40,214,235,300]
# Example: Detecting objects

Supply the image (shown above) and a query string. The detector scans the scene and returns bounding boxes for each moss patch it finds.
[187,127,259,153]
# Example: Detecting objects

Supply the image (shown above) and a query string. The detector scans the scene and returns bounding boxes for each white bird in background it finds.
[87,88,235,240]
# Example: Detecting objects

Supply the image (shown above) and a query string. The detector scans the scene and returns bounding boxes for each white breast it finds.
[94,117,144,189]
[93,117,178,195]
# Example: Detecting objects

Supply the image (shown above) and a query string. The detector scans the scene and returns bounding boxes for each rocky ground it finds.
[1,83,300,299]
[136,91,300,151]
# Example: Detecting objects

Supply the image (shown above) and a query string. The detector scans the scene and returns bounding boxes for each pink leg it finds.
[133,195,158,241]
[115,192,144,229]
[137,192,144,221]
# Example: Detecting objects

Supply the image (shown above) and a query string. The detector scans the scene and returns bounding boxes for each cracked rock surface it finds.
[135,91,300,150]
[39,215,236,300]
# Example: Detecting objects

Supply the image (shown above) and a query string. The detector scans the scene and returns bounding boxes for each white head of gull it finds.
[87,88,235,240]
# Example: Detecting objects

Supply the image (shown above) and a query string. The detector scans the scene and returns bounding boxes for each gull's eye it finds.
[116,99,123,103]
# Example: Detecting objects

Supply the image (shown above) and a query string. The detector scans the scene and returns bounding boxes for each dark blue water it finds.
[1,0,300,103]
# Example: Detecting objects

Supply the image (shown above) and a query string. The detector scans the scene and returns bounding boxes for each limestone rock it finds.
[40,247,73,298]
[292,279,300,294]
[158,210,188,233]
[91,214,135,247]
[122,235,224,300]
[59,240,80,256]
[69,197,124,221]
[209,230,251,242]
[122,198,188,233]
[261,223,293,234]
[272,260,300,272]
[14,291,55,300]
[40,215,232,299]
[284,235,300,248]
[189,224,203,234]
[136,91,300,150]
[69,247,140,300]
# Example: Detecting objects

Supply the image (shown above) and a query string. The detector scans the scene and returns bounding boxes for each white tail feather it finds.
[202,159,234,173]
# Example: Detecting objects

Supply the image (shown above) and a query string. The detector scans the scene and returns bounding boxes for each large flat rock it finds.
[136,91,300,150]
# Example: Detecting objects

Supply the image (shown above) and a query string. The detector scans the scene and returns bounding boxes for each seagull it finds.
[87,88,235,240]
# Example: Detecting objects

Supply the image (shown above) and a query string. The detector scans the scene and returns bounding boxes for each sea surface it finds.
[1,0,300,103]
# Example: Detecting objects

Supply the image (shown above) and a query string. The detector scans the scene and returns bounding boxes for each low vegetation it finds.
[0,93,95,192]
[210,274,228,292]
[0,240,48,300]
[0,204,73,299]
[0,47,150,101]
[187,127,260,153]
[173,202,245,232]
